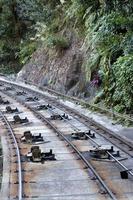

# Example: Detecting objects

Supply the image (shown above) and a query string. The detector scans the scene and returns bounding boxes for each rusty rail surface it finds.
[0,111,22,200]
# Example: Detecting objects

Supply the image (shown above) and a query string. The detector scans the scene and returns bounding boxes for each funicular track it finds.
[0,83,115,200]
[43,87,133,124]
[0,79,133,200]
[0,110,23,200]
[0,79,132,156]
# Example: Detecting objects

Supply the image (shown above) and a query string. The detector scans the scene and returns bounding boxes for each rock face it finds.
[17,32,89,96]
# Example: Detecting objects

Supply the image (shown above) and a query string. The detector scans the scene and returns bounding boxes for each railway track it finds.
[43,87,133,124]
[0,110,22,199]
[23,81,133,124]
[8,78,132,123]
[0,92,105,200]
[0,79,133,199]
[0,87,113,199]
[0,79,132,156]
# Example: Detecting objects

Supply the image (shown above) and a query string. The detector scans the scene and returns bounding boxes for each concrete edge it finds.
[0,136,10,200]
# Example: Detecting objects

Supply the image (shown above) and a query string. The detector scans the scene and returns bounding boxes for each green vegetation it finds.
[19,41,37,64]
[0,0,133,113]
[0,0,51,72]
[64,0,133,113]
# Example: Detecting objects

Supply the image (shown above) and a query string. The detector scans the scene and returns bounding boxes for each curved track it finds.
[0,79,133,200]
[0,110,22,200]
[0,91,113,200]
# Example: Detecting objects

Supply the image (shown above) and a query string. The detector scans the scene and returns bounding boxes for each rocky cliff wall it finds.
[17,32,91,97]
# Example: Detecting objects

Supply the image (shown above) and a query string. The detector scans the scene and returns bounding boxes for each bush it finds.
[19,41,37,64]
[46,35,69,50]
[0,64,16,74]
[109,55,133,112]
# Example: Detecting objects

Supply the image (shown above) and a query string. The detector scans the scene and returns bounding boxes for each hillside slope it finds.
[1,0,133,113]
[17,30,87,96]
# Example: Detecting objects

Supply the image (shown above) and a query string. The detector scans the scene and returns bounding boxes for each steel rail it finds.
[41,86,133,123]
[85,132,133,178]
[0,79,133,148]
[30,91,133,155]
[2,80,133,195]
[0,78,133,123]
[0,86,117,200]
[0,110,22,200]
[13,82,133,150]
[46,106,81,131]
[1,81,133,153]
[29,108,117,200]
[48,102,133,179]
[0,80,133,152]
[42,105,133,178]
[1,83,133,178]
[107,152,133,177]
[1,80,133,199]
[1,80,133,169]
[32,102,102,147]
